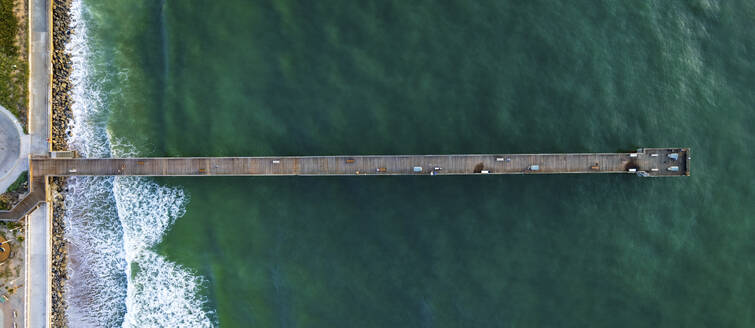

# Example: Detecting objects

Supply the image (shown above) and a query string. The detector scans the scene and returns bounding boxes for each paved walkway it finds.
[29,0,50,156]
[25,203,49,328]
[0,106,30,193]
[26,0,52,326]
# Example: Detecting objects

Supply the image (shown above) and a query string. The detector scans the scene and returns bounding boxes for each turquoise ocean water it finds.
[63,0,754,327]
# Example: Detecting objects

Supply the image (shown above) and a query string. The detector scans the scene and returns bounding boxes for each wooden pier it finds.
[31,148,689,177]
[0,148,689,221]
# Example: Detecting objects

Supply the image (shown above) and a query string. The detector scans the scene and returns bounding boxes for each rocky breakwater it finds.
[51,0,73,327]
[49,177,68,328]
[52,0,72,152]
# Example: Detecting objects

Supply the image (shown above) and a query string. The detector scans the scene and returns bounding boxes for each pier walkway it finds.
[30,148,689,178]
[1,148,689,222]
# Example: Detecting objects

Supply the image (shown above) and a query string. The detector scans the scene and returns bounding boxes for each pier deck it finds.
[30,148,689,177]
[1,148,690,222]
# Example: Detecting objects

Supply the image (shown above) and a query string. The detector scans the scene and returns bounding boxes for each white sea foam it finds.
[113,176,213,328]
[64,176,126,328]
[113,176,186,251]
[123,250,213,328]
[64,0,213,326]
[66,0,111,159]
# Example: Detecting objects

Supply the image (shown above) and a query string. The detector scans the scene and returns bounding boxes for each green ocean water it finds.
[81,0,754,326]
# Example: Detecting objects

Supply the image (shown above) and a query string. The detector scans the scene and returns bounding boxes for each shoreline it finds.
[50,0,73,326]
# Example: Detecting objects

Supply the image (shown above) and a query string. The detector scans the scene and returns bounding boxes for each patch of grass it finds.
[0,0,28,129]
[0,0,18,55]
[0,220,21,229]
[0,53,27,121]
[5,170,27,193]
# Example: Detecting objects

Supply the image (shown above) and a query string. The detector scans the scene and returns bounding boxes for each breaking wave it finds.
[63,0,213,327]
